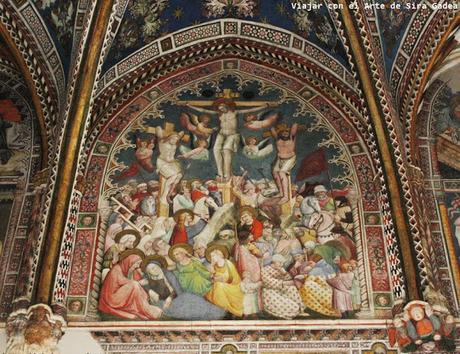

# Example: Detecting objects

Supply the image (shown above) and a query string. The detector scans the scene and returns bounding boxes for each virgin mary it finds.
[98,249,163,320]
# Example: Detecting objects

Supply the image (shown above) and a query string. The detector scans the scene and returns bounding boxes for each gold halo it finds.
[141,255,167,272]
[119,248,145,262]
[240,206,257,218]
[205,242,230,263]
[173,209,195,223]
[114,229,141,247]
[168,243,193,262]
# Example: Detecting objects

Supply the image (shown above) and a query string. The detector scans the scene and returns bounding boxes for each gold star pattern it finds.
[173,7,184,20]
[276,2,287,15]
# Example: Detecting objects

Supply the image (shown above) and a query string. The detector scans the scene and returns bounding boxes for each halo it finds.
[205,242,230,263]
[173,209,195,223]
[240,206,257,218]
[114,229,141,247]
[168,243,193,262]
[141,255,168,272]
[119,248,145,262]
[212,97,236,111]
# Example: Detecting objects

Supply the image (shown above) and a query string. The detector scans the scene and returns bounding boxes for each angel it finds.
[243,110,279,130]
[114,136,156,180]
[242,135,273,159]
[177,96,279,181]
[180,113,216,140]
[178,138,210,161]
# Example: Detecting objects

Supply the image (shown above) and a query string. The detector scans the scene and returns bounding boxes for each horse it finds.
[307,211,336,244]
[193,195,219,221]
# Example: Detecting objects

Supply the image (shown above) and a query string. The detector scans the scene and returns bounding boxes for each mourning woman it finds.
[99,249,163,320]
[103,229,140,269]
[140,255,225,320]
[205,244,244,317]
[169,243,212,296]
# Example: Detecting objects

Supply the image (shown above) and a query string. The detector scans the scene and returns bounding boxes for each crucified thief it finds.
[270,123,298,204]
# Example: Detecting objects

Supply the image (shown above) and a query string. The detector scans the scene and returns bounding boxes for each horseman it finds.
[299,184,335,227]
[312,185,335,212]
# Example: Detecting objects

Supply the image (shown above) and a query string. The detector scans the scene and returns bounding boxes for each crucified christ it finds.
[178,92,278,182]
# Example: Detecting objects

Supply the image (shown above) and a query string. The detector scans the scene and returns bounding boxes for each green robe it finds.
[174,259,212,296]
[320,197,336,212]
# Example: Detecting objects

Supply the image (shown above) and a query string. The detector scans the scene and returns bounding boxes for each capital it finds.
[6,304,66,354]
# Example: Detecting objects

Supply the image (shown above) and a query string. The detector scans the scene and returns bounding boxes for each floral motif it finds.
[204,0,257,18]
[34,0,77,56]
[111,0,168,59]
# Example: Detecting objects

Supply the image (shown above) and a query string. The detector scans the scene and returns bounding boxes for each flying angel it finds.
[242,135,274,159]
[178,137,210,161]
[243,110,280,130]
[179,112,216,140]
[179,112,217,161]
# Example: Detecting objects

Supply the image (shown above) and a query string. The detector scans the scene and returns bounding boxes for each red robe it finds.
[191,189,207,202]
[98,255,161,320]
[251,219,263,241]
[131,191,149,213]
[415,318,435,338]
[169,224,188,245]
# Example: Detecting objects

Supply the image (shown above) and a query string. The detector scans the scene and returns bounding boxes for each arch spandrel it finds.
[412,28,460,315]
[59,58,403,324]
[0,60,44,318]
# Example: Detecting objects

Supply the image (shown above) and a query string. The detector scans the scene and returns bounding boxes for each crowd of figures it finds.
[99,173,360,321]
[98,97,361,321]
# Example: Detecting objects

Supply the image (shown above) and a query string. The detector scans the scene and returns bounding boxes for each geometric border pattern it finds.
[59,60,402,321]
[330,1,408,302]
[96,20,355,99]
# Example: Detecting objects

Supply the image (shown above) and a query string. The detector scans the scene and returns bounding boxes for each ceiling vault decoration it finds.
[0,1,458,354]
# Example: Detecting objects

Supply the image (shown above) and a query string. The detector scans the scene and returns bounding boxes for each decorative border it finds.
[328,1,408,302]
[413,80,460,314]
[86,325,425,354]
[0,2,58,156]
[50,0,126,309]
[16,2,65,105]
[0,71,42,318]
[88,37,361,172]
[96,20,354,99]
[55,60,401,321]
[394,6,456,162]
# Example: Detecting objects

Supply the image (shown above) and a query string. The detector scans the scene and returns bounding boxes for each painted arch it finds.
[60,53,403,322]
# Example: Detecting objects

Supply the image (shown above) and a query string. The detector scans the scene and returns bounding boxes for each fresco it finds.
[0,96,28,256]
[0,193,13,258]
[446,193,460,269]
[376,2,414,73]
[33,0,78,72]
[104,0,348,72]
[91,72,371,321]
[434,86,460,176]
[0,98,28,174]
